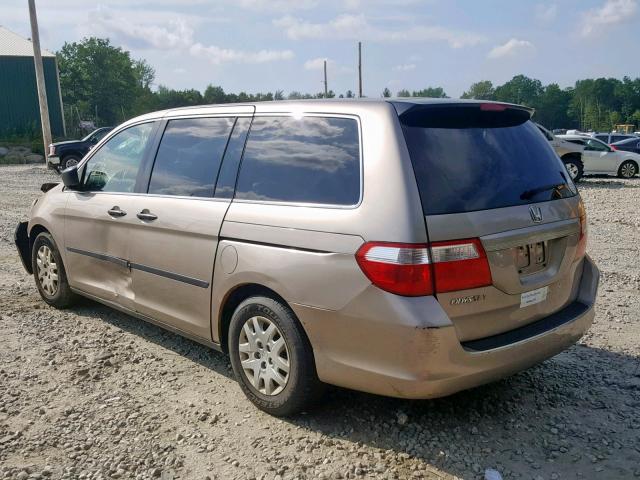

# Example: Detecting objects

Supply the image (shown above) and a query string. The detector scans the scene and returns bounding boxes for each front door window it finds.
[81,123,154,193]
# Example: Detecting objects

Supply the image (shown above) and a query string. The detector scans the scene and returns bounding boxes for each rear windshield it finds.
[400,105,576,216]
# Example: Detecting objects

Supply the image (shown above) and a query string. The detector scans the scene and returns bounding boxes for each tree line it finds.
[57,38,640,136]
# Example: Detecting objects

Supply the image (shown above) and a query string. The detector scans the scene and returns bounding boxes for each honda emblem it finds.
[529,206,543,223]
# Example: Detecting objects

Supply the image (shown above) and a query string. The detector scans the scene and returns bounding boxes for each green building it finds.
[0,26,65,138]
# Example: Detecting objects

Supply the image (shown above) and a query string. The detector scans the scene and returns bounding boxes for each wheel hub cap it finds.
[238,316,290,395]
[36,245,58,296]
[621,163,635,178]
[566,163,579,179]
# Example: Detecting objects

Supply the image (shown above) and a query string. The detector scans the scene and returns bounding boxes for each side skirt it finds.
[70,287,223,353]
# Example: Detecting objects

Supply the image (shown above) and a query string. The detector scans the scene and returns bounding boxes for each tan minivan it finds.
[15,99,599,416]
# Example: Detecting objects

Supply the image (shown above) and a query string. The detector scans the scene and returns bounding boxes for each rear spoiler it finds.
[392,101,534,129]
[391,100,534,117]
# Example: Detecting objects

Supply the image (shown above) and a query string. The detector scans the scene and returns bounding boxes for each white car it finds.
[557,135,639,180]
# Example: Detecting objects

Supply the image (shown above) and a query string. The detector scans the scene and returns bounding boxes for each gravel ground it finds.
[0,165,639,480]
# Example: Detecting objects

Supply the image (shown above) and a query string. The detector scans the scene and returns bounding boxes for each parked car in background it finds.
[558,135,639,179]
[16,99,599,416]
[536,123,585,181]
[591,132,638,144]
[48,127,114,171]
[611,136,640,155]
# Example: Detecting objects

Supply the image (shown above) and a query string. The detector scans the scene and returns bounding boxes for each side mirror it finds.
[61,166,81,189]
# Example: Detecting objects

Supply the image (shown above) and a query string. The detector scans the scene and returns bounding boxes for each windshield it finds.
[400,105,576,216]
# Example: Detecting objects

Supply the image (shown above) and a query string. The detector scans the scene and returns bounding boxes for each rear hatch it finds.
[397,102,587,342]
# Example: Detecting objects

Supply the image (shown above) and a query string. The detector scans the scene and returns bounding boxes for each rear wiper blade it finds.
[520,183,566,200]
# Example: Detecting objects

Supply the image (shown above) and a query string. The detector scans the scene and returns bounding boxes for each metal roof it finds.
[0,26,55,58]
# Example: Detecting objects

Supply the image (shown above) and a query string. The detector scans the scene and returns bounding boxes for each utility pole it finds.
[323,60,328,98]
[358,41,363,98]
[28,0,52,161]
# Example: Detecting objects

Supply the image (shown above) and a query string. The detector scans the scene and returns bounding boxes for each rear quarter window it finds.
[235,116,360,206]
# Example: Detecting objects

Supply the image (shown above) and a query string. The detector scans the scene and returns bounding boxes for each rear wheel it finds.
[62,155,81,170]
[562,157,584,182]
[228,296,324,416]
[618,160,638,178]
[32,232,77,308]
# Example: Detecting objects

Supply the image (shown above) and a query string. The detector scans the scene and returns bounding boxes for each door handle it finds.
[136,209,158,221]
[107,206,127,218]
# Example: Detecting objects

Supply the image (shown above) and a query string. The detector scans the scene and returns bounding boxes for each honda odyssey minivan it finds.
[15,99,599,416]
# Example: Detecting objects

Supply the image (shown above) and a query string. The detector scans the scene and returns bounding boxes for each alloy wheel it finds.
[238,316,290,396]
[620,162,636,178]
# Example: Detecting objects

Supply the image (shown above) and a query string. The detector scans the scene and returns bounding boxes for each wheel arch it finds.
[29,224,51,252]
[561,152,582,162]
[217,283,292,354]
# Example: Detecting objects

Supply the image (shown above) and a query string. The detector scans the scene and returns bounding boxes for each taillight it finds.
[431,238,492,293]
[355,243,433,296]
[355,238,492,297]
[576,199,588,259]
[611,145,618,150]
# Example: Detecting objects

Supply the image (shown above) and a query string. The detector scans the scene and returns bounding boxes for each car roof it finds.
[119,98,533,128]
[612,136,640,145]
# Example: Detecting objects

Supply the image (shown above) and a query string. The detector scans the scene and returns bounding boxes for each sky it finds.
[2,0,639,98]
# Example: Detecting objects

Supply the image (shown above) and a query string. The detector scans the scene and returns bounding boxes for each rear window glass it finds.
[235,116,360,205]
[400,105,576,215]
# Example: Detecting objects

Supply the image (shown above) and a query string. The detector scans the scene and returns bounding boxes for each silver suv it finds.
[15,99,599,416]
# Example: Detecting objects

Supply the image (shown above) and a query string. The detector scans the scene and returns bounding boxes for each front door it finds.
[130,114,252,339]
[64,122,157,311]
[583,138,614,173]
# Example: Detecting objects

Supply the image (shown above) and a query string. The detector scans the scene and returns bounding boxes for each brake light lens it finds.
[610,145,618,150]
[355,238,492,297]
[576,199,588,259]
[356,243,433,296]
[480,103,507,112]
[431,238,493,293]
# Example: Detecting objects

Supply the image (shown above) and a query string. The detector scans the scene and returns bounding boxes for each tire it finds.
[228,296,324,416]
[62,155,81,170]
[618,160,638,179]
[562,157,584,182]
[32,232,77,308]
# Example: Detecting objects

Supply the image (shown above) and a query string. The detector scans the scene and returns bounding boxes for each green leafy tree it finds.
[382,87,392,98]
[412,87,448,98]
[493,75,543,107]
[203,85,227,104]
[461,80,494,100]
[345,90,355,98]
[57,38,141,126]
[397,89,411,97]
[535,84,573,129]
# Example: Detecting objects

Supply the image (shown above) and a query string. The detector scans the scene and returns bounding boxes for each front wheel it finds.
[32,232,77,308]
[563,157,584,182]
[228,296,324,416]
[618,160,638,178]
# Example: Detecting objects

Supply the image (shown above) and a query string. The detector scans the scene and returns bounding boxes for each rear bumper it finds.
[15,221,32,274]
[293,255,599,399]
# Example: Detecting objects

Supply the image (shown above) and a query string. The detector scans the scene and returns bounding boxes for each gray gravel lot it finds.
[0,165,639,480]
